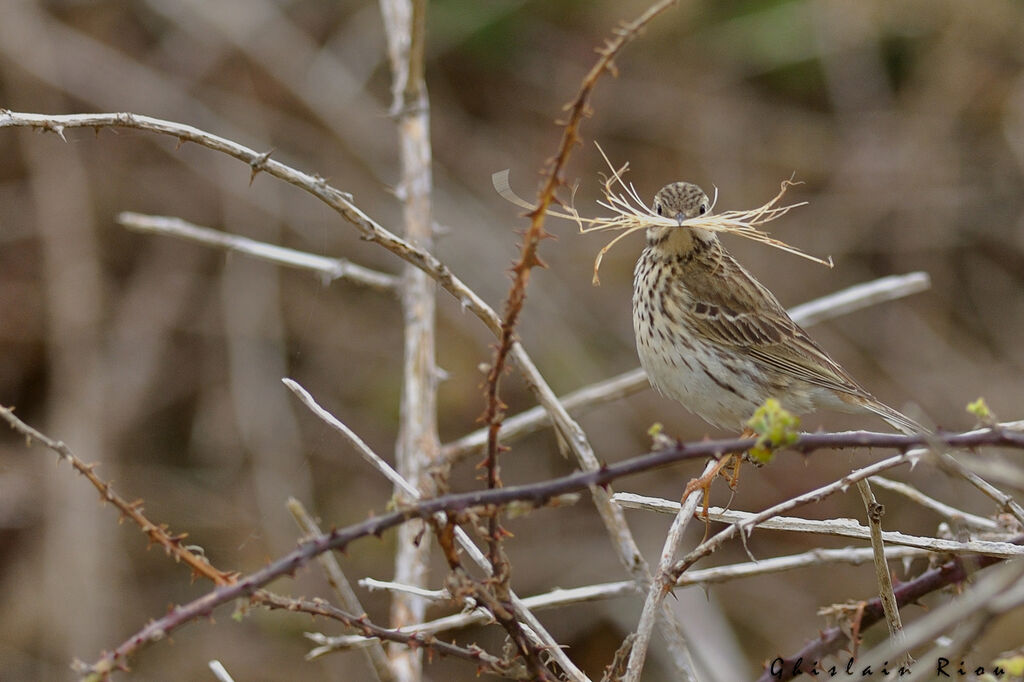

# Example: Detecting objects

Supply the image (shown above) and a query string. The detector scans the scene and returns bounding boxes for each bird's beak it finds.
[674,212,686,226]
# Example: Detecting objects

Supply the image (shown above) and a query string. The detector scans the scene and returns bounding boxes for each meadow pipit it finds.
[633,181,922,435]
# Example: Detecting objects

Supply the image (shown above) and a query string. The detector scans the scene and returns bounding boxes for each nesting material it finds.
[494,143,832,285]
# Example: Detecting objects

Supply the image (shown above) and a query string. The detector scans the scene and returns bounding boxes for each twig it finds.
[283,379,412,493]
[442,271,932,463]
[855,479,907,655]
[252,592,528,679]
[287,498,395,682]
[676,545,928,586]
[869,476,1002,531]
[623,460,717,682]
[208,661,235,682]
[754,533,1024,682]
[785,272,931,327]
[117,212,399,292]
[614,493,1024,557]
[360,578,451,603]
[0,405,236,587]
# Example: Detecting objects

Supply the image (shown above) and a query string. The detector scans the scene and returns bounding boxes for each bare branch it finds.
[614,493,1024,557]
[117,212,399,292]
[0,405,236,587]
[0,110,499,333]
[623,460,717,682]
[288,499,395,682]
[868,476,1002,531]
[855,479,907,655]
[378,1,442,676]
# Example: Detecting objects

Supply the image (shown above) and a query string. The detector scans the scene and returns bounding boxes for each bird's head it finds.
[647,181,713,247]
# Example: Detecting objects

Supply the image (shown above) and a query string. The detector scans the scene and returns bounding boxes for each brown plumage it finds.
[632,181,922,434]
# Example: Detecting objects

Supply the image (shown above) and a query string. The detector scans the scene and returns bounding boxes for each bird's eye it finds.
[698,204,708,215]
[655,204,663,216]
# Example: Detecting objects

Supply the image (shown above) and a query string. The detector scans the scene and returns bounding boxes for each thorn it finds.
[248,149,274,186]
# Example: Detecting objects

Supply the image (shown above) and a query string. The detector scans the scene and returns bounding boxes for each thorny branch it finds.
[0,405,236,587]
[477,0,687,673]
[71,423,1024,677]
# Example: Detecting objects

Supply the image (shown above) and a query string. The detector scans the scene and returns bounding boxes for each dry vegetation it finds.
[2,1,1024,681]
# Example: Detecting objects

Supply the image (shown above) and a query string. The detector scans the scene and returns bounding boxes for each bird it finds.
[632,181,923,436]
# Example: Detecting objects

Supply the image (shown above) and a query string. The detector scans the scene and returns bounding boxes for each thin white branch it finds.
[623,460,717,682]
[288,498,395,682]
[284,379,413,495]
[380,1,440,676]
[785,272,931,327]
[360,578,451,603]
[869,476,1001,531]
[313,580,641,649]
[208,660,235,682]
[614,492,1024,558]
[117,212,399,292]
[676,545,927,586]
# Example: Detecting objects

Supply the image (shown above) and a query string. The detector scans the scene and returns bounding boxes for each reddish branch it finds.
[0,406,237,588]
[753,533,1024,682]
[479,0,680,579]
[73,425,1024,677]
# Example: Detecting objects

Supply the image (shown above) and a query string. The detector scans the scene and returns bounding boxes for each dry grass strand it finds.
[494,144,832,285]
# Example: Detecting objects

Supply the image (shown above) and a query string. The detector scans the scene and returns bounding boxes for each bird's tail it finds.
[864,399,929,436]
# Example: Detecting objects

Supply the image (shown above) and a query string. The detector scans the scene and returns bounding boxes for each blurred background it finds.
[2,1,1024,680]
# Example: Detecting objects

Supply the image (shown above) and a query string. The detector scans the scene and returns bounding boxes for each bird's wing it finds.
[676,253,875,400]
